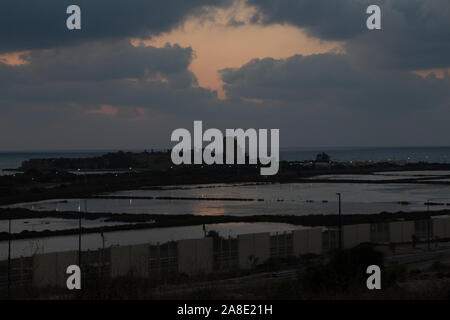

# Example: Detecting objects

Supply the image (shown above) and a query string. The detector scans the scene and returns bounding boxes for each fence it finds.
[1,216,450,289]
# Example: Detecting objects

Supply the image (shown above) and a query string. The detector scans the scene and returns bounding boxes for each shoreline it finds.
[1,207,449,241]
[2,161,450,241]
[2,161,450,206]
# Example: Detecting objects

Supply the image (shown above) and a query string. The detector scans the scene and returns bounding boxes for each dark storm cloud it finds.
[1,40,450,149]
[0,0,231,53]
[220,53,450,110]
[0,41,216,111]
[1,0,450,150]
[247,0,450,70]
[346,0,450,70]
[1,41,194,83]
[247,0,371,40]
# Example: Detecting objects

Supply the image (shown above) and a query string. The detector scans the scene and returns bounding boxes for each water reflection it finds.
[7,181,450,216]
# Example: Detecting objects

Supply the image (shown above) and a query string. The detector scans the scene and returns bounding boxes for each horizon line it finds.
[2,145,450,153]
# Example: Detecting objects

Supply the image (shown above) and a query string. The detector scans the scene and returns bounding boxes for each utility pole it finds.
[79,173,87,268]
[336,193,342,250]
[101,230,105,252]
[78,199,87,268]
[7,213,11,298]
[427,199,431,251]
[100,228,105,276]
[78,205,81,268]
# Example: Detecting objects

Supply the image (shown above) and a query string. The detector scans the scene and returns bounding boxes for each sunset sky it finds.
[0,0,449,150]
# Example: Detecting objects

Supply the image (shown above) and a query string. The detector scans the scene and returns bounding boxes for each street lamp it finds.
[79,174,88,268]
[7,212,11,298]
[101,228,105,275]
[427,199,431,251]
[336,193,342,250]
[78,203,82,267]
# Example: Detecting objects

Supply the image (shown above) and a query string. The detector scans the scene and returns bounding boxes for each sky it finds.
[0,0,449,151]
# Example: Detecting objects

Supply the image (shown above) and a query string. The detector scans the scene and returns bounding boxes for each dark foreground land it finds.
[2,154,450,300]
[3,244,450,300]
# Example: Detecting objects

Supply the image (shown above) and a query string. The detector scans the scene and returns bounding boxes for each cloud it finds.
[220,53,450,110]
[1,41,194,83]
[1,0,450,150]
[247,0,450,70]
[1,38,450,150]
[86,104,118,116]
[0,40,218,112]
[0,0,232,53]
[247,0,371,40]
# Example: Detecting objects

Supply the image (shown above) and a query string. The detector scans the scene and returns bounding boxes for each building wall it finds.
[130,244,150,277]
[110,244,149,278]
[433,216,450,239]
[414,219,430,239]
[238,233,270,269]
[22,218,449,288]
[178,238,213,276]
[389,221,415,243]
[343,224,370,249]
[322,228,339,252]
[293,228,323,255]
[110,245,131,278]
[370,222,390,243]
[149,241,178,281]
[213,238,238,271]
[32,251,77,288]
[270,232,293,258]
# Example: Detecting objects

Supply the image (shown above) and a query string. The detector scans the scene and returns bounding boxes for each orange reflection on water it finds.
[193,201,227,216]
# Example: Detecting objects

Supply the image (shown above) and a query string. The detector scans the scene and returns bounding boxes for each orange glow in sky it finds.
[412,68,450,79]
[86,104,119,116]
[133,3,343,98]
[0,51,28,66]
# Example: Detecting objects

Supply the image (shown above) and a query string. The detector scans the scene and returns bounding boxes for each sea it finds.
[1,146,450,175]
